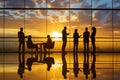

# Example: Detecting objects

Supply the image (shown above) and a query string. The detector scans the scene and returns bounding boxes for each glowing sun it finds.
[51,31,62,41]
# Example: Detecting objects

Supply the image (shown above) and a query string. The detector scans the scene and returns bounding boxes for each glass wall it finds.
[0,0,120,80]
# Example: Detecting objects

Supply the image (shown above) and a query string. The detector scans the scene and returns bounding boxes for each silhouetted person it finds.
[73,29,81,53]
[18,27,25,52]
[62,26,69,53]
[62,52,69,79]
[18,52,26,79]
[83,27,90,52]
[27,35,38,58]
[44,57,55,71]
[43,35,52,59]
[73,52,81,77]
[26,57,38,71]
[91,51,96,79]
[91,27,96,53]
[83,51,90,79]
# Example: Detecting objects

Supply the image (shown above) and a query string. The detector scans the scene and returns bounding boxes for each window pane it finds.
[25,10,46,37]
[92,10,113,52]
[47,10,69,51]
[5,0,24,8]
[5,10,25,52]
[92,0,112,8]
[70,0,91,8]
[25,0,47,8]
[113,11,120,52]
[113,0,120,9]
[70,10,92,51]
[47,0,69,8]
[0,10,3,52]
[0,0,4,8]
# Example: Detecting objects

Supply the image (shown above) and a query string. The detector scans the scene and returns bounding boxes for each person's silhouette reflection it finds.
[26,57,38,71]
[18,52,26,78]
[73,52,80,77]
[83,27,90,53]
[83,51,90,79]
[62,52,69,79]
[91,52,96,79]
[44,57,55,71]
[91,27,96,53]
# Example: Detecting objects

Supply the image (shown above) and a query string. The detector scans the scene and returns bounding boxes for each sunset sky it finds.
[0,0,120,37]
[0,1,120,79]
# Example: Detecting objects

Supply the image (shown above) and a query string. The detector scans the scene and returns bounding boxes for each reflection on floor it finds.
[0,52,120,80]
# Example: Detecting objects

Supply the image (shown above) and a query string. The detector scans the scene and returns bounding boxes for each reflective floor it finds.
[0,52,120,80]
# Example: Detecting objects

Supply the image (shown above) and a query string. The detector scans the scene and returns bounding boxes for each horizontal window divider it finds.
[0,8,120,10]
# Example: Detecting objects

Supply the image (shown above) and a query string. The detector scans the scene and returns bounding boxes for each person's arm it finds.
[79,34,82,38]
[67,33,69,35]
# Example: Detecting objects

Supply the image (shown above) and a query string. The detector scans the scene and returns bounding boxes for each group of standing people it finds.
[62,26,96,53]
[61,26,96,79]
[18,26,96,53]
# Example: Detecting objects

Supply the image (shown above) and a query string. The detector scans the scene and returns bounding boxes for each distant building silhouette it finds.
[91,27,96,52]
[83,27,90,52]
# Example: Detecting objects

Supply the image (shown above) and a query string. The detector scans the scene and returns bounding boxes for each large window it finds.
[0,0,120,80]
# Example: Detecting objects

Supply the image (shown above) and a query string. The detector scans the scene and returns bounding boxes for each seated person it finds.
[43,35,53,58]
[27,35,38,53]
[44,35,52,48]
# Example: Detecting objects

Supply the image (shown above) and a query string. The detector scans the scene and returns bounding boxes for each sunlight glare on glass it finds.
[51,31,62,41]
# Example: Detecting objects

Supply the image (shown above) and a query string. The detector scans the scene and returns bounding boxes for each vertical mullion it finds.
[112,0,114,80]
[46,0,48,80]
[3,0,5,80]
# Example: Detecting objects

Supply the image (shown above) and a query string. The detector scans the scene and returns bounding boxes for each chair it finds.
[46,41,55,56]
[26,41,37,57]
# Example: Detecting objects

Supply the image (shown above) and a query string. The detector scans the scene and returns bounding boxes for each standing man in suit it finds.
[83,27,90,53]
[62,26,69,53]
[18,27,25,52]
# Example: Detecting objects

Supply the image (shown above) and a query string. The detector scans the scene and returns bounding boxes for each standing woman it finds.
[73,29,81,53]
[91,27,96,52]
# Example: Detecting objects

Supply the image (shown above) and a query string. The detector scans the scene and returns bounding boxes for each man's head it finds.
[75,29,77,33]
[85,27,88,32]
[92,27,96,31]
[64,26,67,30]
[20,27,23,31]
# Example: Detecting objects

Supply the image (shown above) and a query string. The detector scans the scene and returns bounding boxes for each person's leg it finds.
[22,42,25,52]
[62,41,66,52]
[92,40,96,53]
[19,42,21,52]
[84,42,86,53]
[76,43,78,53]
[87,41,89,52]
[73,42,75,53]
